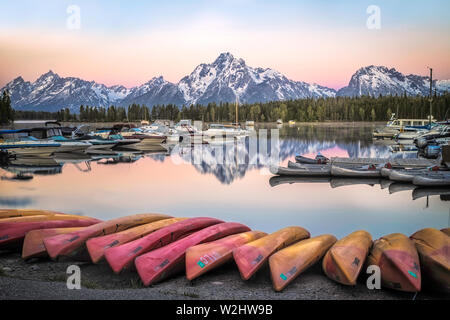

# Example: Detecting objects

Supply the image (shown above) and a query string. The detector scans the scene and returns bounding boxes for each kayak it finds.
[135,222,250,286]
[43,213,171,259]
[442,228,450,237]
[295,155,329,164]
[412,173,450,187]
[105,217,223,274]
[185,230,267,280]
[331,165,381,178]
[22,227,84,260]
[366,233,421,292]
[0,209,64,219]
[410,228,449,293]
[86,217,184,263]
[0,215,100,249]
[269,234,337,291]
[271,165,331,177]
[322,230,372,285]
[233,226,310,280]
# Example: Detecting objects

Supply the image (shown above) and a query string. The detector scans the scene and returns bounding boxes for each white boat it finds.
[271,163,331,176]
[204,124,249,138]
[330,164,381,178]
[388,168,443,182]
[412,172,450,187]
[0,130,61,156]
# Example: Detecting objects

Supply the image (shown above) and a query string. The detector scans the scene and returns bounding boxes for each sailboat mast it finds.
[428,67,433,125]
[235,96,239,126]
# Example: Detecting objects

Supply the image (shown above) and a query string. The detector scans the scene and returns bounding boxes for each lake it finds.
[1,123,448,239]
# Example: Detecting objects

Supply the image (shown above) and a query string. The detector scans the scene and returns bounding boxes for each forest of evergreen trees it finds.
[8,93,450,124]
[0,91,14,125]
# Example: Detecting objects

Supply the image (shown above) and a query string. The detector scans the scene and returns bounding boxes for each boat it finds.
[204,124,248,138]
[412,172,450,187]
[135,222,250,286]
[269,235,337,291]
[0,130,61,156]
[233,226,310,280]
[86,217,184,263]
[366,233,421,292]
[410,228,449,293]
[0,215,100,249]
[43,213,171,260]
[373,114,435,140]
[276,119,283,125]
[388,168,440,183]
[330,178,381,188]
[104,217,223,274]
[271,163,331,177]
[295,154,329,164]
[0,209,64,219]
[331,164,381,178]
[412,187,450,200]
[185,231,267,280]
[388,182,416,194]
[22,227,84,260]
[288,120,296,126]
[268,176,331,187]
[322,231,372,286]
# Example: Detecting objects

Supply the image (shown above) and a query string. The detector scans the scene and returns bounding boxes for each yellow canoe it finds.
[322,230,372,285]
[22,227,84,260]
[367,233,421,292]
[0,209,65,219]
[186,231,267,280]
[0,214,93,224]
[44,213,171,259]
[233,226,310,280]
[269,234,337,291]
[410,228,449,293]
[86,217,184,263]
[441,228,450,237]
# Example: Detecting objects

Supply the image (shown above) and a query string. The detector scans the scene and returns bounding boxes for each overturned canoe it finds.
[0,215,100,249]
[331,165,381,178]
[412,173,450,187]
[322,230,372,285]
[442,228,450,237]
[412,187,450,200]
[86,217,184,263]
[233,226,310,280]
[388,183,416,194]
[105,217,223,274]
[269,234,337,291]
[22,227,84,260]
[185,230,267,280]
[295,155,329,164]
[271,165,331,177]
[330,178,381,189]
[380,168,392,178]
[0,209,64,219]
[43,213,171,259]
[366,233,421,292]
[389,169,432,183]
[269,176,331,187]
[135,222,250,286]
[410,228,450,293]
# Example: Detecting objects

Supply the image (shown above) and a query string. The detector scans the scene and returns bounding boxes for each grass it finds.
[183,291,200,298]
[81,279,101,289]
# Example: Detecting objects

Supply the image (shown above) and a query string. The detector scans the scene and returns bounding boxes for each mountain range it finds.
[2,52,449,112]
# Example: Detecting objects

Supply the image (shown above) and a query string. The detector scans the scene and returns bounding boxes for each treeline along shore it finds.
[5,92,450,124]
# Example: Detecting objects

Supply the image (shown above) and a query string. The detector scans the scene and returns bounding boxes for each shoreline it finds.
[0,252,445,300]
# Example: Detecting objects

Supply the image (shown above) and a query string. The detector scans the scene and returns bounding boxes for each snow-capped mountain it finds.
[2,55,449,112]
[337,65,449,97]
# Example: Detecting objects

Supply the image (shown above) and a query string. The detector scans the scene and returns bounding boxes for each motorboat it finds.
[0,130,61,157]
[204,124,249,138]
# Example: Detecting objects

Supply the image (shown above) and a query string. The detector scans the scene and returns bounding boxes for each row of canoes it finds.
[272,159,450,187]
[1,209,449,293]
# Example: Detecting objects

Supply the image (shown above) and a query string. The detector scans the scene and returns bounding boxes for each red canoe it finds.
[43,213,171,259]
[185,230,267,280]
[104,217,223,274]
[135,222,250,286]
[0,216,101,249]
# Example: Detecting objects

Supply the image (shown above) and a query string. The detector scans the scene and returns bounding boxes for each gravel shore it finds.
[0,251,447,300]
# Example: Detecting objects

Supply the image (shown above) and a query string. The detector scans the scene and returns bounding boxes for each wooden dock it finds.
[331,157,438,168]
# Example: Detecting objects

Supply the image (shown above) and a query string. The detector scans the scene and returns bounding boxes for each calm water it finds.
[1,123,448,239]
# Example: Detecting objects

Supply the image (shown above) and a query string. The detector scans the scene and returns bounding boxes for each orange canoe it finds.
[367,233,421,292]
[22,227,84,260]
[269,234,337,291]
[185,231,267,280]
[0,209,65,219]
[86,217,185,263]
[43,213,171,259]
[0,215,101,249]
[135,222,250,286]
[322,230,372,285]
[410,228,450,293]
[441,228,450,237]
[233,226,310,280]
[105,217,223,274]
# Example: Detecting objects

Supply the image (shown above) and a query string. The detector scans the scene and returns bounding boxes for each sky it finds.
[0,0,449,89]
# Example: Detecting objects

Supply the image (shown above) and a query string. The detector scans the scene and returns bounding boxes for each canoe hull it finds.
[269,234,337,291]
[104,217,223,274]
[0,209,64,219]
[233,226,310,280]
[322,230,372,285]
[185,231,267,280]
[135,222,250,286]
